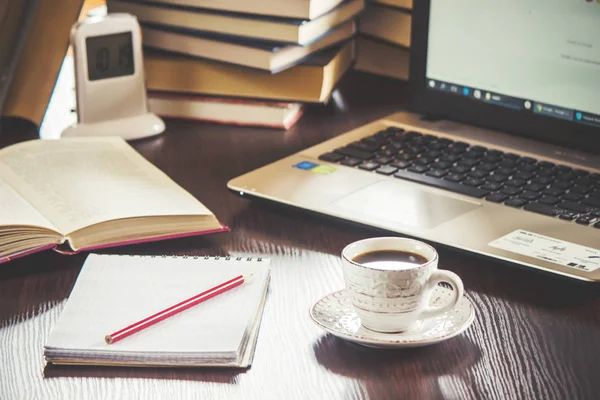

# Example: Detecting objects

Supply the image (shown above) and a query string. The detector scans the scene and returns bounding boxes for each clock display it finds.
[86,32,134,81]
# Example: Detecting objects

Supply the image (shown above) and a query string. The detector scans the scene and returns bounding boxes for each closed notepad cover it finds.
[45,254,270,366]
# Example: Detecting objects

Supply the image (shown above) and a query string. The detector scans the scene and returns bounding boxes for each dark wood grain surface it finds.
[1,72,599,400]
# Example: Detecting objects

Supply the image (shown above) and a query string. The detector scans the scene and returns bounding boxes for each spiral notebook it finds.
[44,254,270,368]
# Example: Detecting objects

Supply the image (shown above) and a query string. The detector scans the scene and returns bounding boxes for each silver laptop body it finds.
[229,2,600,282]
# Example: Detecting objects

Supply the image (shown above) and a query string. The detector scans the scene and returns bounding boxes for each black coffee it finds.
[352,250,429,270]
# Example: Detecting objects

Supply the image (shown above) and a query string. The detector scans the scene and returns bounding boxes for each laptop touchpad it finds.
[332,181,481,229]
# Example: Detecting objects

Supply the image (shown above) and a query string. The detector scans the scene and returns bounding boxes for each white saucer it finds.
[309,287,475,348]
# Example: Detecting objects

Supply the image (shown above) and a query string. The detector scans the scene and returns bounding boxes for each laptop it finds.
[228,0,600,282]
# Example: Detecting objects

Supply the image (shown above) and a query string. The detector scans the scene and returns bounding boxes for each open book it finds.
[0,137,227,263]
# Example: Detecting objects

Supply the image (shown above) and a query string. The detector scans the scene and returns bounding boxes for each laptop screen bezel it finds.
[408,0,600,154]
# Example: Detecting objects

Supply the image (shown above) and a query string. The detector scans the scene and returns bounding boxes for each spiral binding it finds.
[112,254,263,262]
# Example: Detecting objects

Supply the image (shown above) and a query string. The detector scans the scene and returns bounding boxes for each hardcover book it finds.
[0,137,227,263]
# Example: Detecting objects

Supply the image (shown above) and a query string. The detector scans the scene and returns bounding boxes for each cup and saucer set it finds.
[310,237,475,348]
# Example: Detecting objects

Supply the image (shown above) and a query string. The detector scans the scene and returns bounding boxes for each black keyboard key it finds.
[444,173,465,182]
[481,182,504,191]
[520,191,541,200]
[457,159,480,168]
[573,169,590,177]
[423,150,442,159]
[514,171,535,180]
[503,153,521,160]
[450,165,471,174]
[558,201,589,213]
[363,136,388,146]
[538,161,555,169]
[404,131,422,139]
[349,141,381,153]
[432,161,452,170]
[504,178,526,187]
[393,170,490,198]
[487,149,504,157]
[463,178,485,187]
[426,169,448,178]
[488,174,508,183]
[404,146,424,154]
[446,147,467,155]
[341,158,361,167]
[538,196,560,205]
[576,215,596,225]
[538,168,557,178]
[552,181,573,190]
[408,165,430,173]
[464,151,483,159]
[358,162,380,171]
[319,152,344,162]
[518,163,538,173]
[415,157,434,166]
[481,156,502,164]
[374,157,393,165]
[590,191,600,198]
[429,141,450,150]
[496,167,516,176]
[386,127,404,135]
[576,177,595,186]
[559,212,577,221]
[555,172,574,182]
[438,138,454,146]
[583,197,600,208]
[470,145,488,153]
[377,149,398,157]
[396,153,416,161]
[501,186,523,196]
[505,198,528,208]
[486,193,509,203]
[478,163,497,172]
[570,185,591,195]
[543,187,564,196]
[468,170,489,179]
[439,154,460,163]
[531,176,554,185]
[521,157,537,164]
[555,165,572,172]
[453,141,470,148]
[524,202,560,216]
[499,159,518,168]
[376,165,398,176]
[388,142,407,151]
[390,160,411,169]
[561,192,583,201]
[335,146,373,160]
[524,183,546,192]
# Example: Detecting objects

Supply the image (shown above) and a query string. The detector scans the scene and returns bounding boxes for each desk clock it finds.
[61,13,164,140]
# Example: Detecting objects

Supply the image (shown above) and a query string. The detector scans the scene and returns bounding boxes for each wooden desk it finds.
[1,72,599,400]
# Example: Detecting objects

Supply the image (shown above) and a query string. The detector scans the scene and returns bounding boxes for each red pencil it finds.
[105,274,247,344]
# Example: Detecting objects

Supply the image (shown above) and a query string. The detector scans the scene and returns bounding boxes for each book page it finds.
[0,177,58,232]
[0,138,214,235]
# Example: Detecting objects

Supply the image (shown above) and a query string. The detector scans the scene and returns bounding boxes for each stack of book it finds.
[354,0,412,81]
[106,0,364,129]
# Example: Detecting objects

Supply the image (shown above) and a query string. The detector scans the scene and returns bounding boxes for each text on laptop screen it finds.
[426,0,600,129]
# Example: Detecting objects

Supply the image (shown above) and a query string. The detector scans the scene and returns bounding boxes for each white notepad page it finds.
[45,254,270,365]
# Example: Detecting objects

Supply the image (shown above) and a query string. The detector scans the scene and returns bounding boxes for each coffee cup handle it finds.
[420,270,464,319]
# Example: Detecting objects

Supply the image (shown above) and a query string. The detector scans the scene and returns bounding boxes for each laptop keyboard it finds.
[318,127,600,228]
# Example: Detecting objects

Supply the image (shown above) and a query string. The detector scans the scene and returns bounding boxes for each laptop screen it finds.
[425,0,600,130]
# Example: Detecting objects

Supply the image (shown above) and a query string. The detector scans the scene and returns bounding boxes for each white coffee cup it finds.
[341,237,464,333]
